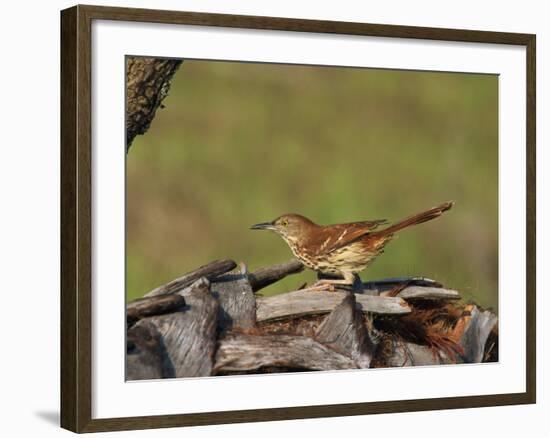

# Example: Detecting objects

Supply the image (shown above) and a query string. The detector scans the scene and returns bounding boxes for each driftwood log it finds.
[126,258,498,380]
[211,267,256,331]
[215,333,357,374]
[126,321,164,380]
[314,292,377,368]
[256,290,410,322]
[131,278,218,378]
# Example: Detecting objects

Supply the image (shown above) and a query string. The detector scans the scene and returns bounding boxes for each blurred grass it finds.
[126,60,498,310]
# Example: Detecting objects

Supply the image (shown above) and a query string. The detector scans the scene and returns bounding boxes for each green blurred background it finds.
[126,59,498,310]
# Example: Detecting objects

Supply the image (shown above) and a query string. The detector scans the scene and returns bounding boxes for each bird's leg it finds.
[308,273,355,292]
[305,281,336,292]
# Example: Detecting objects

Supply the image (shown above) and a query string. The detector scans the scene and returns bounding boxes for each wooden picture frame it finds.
[60,4,536,433]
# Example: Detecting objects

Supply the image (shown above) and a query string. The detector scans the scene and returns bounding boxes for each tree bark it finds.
[126,57,182,150]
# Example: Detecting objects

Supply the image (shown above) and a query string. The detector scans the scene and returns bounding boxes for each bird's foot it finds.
[304,281,335,292]
[305,279,353,292]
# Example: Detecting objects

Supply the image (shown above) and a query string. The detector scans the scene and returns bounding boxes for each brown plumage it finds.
[251,201,454,289]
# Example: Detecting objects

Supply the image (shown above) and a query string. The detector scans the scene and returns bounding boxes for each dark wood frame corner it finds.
[60,4,536,433]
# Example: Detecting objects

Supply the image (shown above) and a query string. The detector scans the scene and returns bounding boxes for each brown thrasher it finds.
[251,201,453,290]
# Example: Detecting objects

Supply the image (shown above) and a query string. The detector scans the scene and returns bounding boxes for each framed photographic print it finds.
[60,4,536,433]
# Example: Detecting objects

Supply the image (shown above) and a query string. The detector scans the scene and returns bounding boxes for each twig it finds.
[248,259,304,292]
[144,259,237,297]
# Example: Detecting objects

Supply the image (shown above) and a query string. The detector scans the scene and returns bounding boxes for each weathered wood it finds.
[315,293,376,368]
[134,279,218,378]
[459,305,498,363]
[256,290,410,323]
[379,341,453,367]
[126,294,186,326]
[362,277,443,295]
[483,326,499,362]
[144,259,237,297]
[214,333,357,373]
[211,272,256,331]
[126,57,182,150]
[396,286,460,301]
[248,259,304,292]
[126,321,164,380]
[259,315,326,338]
[126,264,498,377]
[365,276,443,289]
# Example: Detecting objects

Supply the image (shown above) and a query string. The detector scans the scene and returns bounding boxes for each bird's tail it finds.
[375,201,454,236]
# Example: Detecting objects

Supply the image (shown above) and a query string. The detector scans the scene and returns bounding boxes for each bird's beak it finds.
[250,221,277,231]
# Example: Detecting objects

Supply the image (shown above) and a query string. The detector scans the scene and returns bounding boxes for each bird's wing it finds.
[311,219,388,255]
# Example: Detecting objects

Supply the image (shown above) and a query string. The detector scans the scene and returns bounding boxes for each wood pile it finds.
[126,259,498,380]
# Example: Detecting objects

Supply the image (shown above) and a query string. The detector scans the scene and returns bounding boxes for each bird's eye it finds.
[281,220,288,227]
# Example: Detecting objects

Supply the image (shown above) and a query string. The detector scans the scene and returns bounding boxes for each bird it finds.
[250,201,454,291]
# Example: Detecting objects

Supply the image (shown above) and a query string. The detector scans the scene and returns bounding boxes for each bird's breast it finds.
[283,237,317,269]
